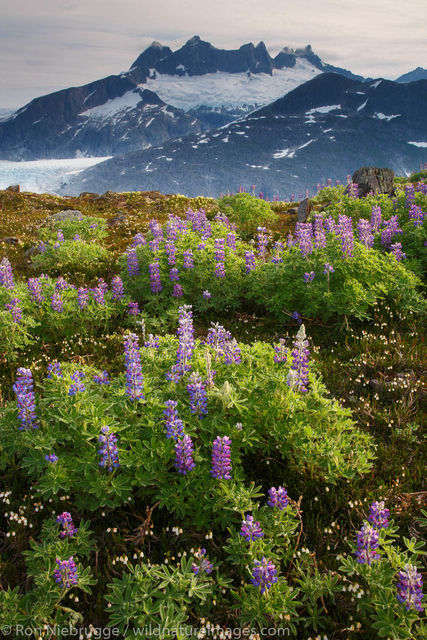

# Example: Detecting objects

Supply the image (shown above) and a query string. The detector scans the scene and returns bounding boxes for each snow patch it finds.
[79,91,143,122]
[371,80,382,88]
[374,112,401,121]
[305,104,341,115]
[408,141,427,147]
[357,100,368,111]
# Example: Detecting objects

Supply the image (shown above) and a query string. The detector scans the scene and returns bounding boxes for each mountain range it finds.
[63,73,427,199]
[0,36,362,160]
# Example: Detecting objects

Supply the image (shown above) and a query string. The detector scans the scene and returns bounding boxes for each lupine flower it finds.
[273,339,287,363]
[338,215,354,258]
[55,276,69,291]
[111,276,124,300]
[381,216,402,246]
[91,286,105,306]
[323,263,334,274]
[127,249,140,276]
[245,251,256,274]
[187,372,208,418]
[163,400,185,440]
[206,323,232,358]
[214,238,225,262]
[324,216,337,234]
[295,223,313,257]
[223,339,241,364]
[68,371,85,396]
[149,218,164,242]
[408,204,424,226]
[47,360,63,379]
[77,287,89,310]
[144,334,160,348]
[5,297,22,323]
[271,240,284,264]
[287,324,310,392]
[128,302,140,315]
[93,371,109,385]
[169,267,180,281]
[13,368,38,430]
[183,250,194,269]
[357,219,374,247]
[56,230,65,243]
[304,271,315,283]
[132,233,146,247]
[53,557,78,589]
[226,232,236,251]
[51,291,63,312]
[313,214,326,249]
[123,333,144,401]
[203,290,211,300]
[215,261,226,278]
[396,564,424,612]
[368,501,390,529]
[192,548,213,575]
[166,305,194,382]
[256,226,269,260]
[404,184,415,208]
[173,283,184,298]
[174,434,196,475]
[240,515,264,542]
[348,182,359,199]
[45,453,58,463]
[211,436,232,479]
[390,242,406,261]
[291,311,302,324]
[165,241,177,265]
[251,558,278,594]
[27,277,45,304]
[370,205,382,232]
[56,512,78,538]
[98,426,119,471]
[197,242,206,251]
[267,486,289,510]
[38,240,47,253]
[148,262,162,293]
[355,523,380,565]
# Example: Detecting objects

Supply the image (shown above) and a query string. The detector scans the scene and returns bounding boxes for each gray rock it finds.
[297,197,311,223]
[283,207,297,215]
[6,184,20,192]
[352,167,395,198]
[107,212,127,226]
[0,236,19,244]
[47,209,84,223]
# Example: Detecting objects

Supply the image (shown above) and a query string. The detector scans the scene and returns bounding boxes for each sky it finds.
[0,0,426,109]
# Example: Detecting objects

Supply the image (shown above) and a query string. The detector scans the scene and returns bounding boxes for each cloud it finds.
[0,0,426,107]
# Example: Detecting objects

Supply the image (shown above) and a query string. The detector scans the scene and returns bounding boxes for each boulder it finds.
[0,236,19,245]
[46,209,84,224]
[352,167,395,197]
[6,184,20,192]
[297,197,311,223]
[107,212,128,226]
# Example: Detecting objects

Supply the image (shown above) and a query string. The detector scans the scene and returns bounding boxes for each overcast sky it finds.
[0,0,426,108]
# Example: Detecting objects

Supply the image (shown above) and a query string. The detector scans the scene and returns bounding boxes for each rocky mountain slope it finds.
[63,73,427,198]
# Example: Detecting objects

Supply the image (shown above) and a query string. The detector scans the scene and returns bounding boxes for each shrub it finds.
[216,193,278,237]
[31,240,113,281]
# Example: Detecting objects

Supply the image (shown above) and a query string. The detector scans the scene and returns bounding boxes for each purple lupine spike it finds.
[324,216,337,234]
[148,262,162,293]
[226,232,236,251]
[47,360,63,379]
[183,250,194,269]
[144,334,160,348]
[244,251,256,274]
[13,368,39,431]
[98,426,119,471]
[132,233,146,247]
[313,214,326,249]
[165,241,177,266]
[287,324,310,392]
[273,339,287,363]
[56,512,78,538]
[271,240,284,264]
[55,277,69,291]
[337,215,354,258]
[68,371,85,396]
[355,523,380,565]
[390,242,406,261]
[381,216,402,246]
[173,283,183,298]
[123,333,144,401]
[27,277,45,304]
[166,305,194,382]
[77,287,89,310]
[240,515,264,542]
[404,184,415,208]
[45,453,58,463]
[51,291,64,312]
[211,436,232,479]
[128,301,140,315]
[174,434,196,475]
[370,205,382,232]
[267,486,289,510]
[223,339,241,365]
[5,297,22,323]
[256,226,269,260]
[91,286,105,306]
[323,263,334,274]
[203,290,211,300]
[357,219,374,247]
[192,548,213,575]
[163,400,185,440]
[53,557,78,589]
[0,258,15,289]
[111,276,124,300]
[169,267,180,282]
[348,182,359,199]
[251,558,278,594]
[396,564,424,612]
[187,372,208,418]
[303,271,315,283]
[127,248,140,277]
[408,204,424,227]
[214,238,225,262]
[295,222,313,257]
[368,501,390,529]
[93,371,109,385]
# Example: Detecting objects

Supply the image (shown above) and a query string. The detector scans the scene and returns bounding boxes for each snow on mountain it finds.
[78,90,144,122]
[0,157,110,193]
[142,59,321,112]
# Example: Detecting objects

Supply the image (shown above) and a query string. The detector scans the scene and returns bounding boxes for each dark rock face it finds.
[297,198,311,222]
[352,167,395,197]
[62,74,427,199]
